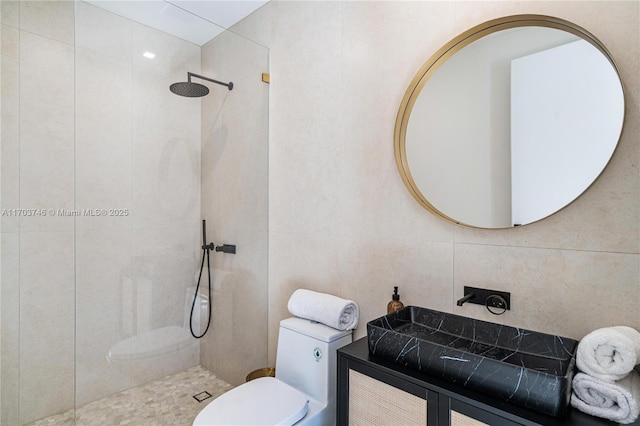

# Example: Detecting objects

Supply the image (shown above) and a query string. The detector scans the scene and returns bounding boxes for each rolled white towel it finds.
[287,289,359,331]
[571,371,640,424]
[621,326,640,355]
[577,326,640,382]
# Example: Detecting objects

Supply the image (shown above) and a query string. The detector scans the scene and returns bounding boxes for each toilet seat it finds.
[192,377,309,426]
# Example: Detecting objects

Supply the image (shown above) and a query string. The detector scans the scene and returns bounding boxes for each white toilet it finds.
[193,317,353,426]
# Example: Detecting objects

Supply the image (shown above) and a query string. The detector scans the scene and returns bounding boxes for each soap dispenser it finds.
[387,286,404,314]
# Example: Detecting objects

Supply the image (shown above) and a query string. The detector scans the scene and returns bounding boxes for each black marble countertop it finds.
[367,306,578,417]
[339,337,640,426]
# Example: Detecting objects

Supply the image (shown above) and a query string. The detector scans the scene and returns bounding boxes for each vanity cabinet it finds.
[337,338,636,426]
[348,368,429,425]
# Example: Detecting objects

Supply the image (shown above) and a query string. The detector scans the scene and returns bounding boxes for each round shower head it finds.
[169,81,210,98]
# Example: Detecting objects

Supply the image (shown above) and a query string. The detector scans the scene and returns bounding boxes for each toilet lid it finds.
[193,377,309,426]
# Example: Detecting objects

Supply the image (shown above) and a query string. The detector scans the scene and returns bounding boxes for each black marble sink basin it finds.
[367,306,578,417]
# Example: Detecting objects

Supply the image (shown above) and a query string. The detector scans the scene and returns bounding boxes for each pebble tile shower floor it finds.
[27,366,232,426]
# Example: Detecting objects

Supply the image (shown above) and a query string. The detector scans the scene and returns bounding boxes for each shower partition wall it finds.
[199,24,270,386]
[0,1,269,424]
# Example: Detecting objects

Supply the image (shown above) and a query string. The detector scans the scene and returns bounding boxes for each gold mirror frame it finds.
[394,14,625,228]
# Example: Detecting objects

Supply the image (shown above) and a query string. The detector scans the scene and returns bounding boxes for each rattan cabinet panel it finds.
[349,369,427,426]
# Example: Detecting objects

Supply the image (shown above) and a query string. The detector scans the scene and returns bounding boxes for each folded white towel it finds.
[571,371,640,424]
[287,289,359,331]
[577,326,640,382]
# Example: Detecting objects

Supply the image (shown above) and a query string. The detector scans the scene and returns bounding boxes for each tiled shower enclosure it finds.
[1,1,269,424]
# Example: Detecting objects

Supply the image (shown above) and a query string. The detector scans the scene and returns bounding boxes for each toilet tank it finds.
[275,318,352,405]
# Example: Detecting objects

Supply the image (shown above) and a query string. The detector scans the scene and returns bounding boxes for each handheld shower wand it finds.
[190,220,236,338]
[190,220,214,339]
[202,219,215,252]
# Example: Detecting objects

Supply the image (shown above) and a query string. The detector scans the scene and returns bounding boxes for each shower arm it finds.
[188,72,233,91]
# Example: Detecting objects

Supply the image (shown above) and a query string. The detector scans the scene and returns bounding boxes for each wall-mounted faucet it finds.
[456,293,475,306]
[456,286,511,315]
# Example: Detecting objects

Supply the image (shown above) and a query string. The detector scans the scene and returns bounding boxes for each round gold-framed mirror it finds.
[395,15,625,229]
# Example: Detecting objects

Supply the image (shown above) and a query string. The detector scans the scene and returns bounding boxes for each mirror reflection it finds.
[396,16,625,228]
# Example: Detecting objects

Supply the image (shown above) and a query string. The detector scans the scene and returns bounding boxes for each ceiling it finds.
[88,0,269,45]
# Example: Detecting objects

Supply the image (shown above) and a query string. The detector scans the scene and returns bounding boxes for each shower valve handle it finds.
[215,244,236,254]
[202,243,215,251]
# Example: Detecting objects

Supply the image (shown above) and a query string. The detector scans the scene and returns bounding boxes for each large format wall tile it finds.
[75,47,132,232]
[75,1,132,62]
[1,1,19,27]
[199,29,269,385]
[19,31,74,232]
[1,24,20,232]
[19,1,74,45]
[75,229,133,406]
[19,231,75,424]
[1,232,20,425]
[131,20,201,223]
[268,230,455,364]
[453,243,640,340]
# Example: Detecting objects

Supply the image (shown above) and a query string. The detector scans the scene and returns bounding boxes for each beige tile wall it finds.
[199,29,270,386]
[230,0,640,364]
[1,2,76,423]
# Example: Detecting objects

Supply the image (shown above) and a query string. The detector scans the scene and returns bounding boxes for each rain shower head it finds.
[170,81,210,97]
[170,72,233,97]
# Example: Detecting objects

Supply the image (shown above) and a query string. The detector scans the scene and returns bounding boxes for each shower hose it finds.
[190,220,213,339]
